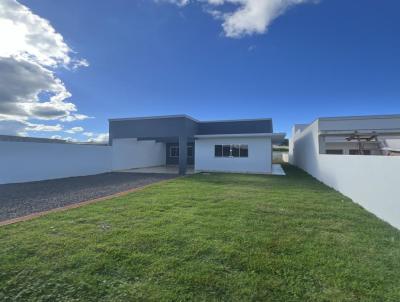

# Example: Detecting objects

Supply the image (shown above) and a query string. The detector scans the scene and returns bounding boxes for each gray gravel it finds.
[0,172,176,222]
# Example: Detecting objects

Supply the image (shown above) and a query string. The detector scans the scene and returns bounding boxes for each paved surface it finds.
[272,164,286,176]
[0,173,177,222]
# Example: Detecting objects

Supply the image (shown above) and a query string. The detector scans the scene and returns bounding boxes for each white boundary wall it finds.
[195,137,272,174]
[290,120,400,229]
[111,138,165,171]
[0,138,167,184]
[0,141,111,184]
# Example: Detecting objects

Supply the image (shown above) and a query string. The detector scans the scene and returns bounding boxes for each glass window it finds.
[188,146,193,157]
[350,149,371,155]
[223,145,231,157]
[170,146,179,157]
[215,145,222,157]
[326,149,343,155]
[232,145,240,157]
[349,149,360,155]
[215,144,249,158]
[240,145,248,157]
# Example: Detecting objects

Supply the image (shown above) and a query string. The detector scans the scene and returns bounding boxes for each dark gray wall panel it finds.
[109,116,274,145]
[109,116,198,142]
[198,120,273,135]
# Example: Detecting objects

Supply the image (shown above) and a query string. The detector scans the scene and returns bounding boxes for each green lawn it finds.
[1,165,399,301]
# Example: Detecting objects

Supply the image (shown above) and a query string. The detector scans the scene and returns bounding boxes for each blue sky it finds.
[2,0,400,140]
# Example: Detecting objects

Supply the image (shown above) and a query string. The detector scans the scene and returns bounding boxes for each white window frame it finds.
[214,144,249,158]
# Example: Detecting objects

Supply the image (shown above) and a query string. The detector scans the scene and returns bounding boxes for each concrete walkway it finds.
[272,164,286,176]
[121,165,285,176]
[120,165,196,175]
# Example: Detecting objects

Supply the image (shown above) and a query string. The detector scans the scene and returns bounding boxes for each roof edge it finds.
[195,132,285,139]
[318,114,400,121]
[108,114,199,122]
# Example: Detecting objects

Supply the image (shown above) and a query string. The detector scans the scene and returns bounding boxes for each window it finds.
[170,145,194,157]
[350,149,371,155]
[232,144,240,157]
[222,145,230,157]
[215,145,222,157]
[170,146,179,157]
[326,149,343,155]
[240,145,248,157]
[214,144,249,158]
[188,146,193,157]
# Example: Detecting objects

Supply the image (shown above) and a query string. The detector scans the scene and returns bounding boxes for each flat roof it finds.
[109,114,199,122]
[319,114,400,121]
[109,114,272,123]
[195,133,286,143]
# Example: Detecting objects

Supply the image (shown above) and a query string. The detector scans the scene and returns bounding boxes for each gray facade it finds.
[109,115,275,175]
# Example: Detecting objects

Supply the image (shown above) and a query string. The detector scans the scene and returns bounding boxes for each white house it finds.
[109,115,286,175]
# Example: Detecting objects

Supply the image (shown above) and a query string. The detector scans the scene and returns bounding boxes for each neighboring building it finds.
[289,114,400,230]
[290,114,400,159]
[109,115,286,175]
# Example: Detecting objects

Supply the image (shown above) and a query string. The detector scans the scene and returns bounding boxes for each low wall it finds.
[111,138,166,171]
[0,141,111,184]
[273,151,289,163]
[315,155,400,229]
[291,121,400,229]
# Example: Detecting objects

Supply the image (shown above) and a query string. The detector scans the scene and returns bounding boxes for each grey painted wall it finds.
[109,116,198,143]
[198,120,273,135]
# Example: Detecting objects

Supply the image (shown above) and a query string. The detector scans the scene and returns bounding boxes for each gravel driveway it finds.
[0,173,176,222]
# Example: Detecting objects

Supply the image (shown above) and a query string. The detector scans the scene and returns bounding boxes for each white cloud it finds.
[0,0,89,135]
[159,0,316,38]
[24,122,63,132]
[157,0,190,6]
[0,117,63,135]
[50,135,63,140]
[51,131,108,144]
[65,126,84,134]
[87,132,109,143]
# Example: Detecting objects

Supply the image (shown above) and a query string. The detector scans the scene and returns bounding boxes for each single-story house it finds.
[109,115,286,175]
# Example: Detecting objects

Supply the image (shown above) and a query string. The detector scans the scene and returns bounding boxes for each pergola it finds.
[318,129,400,155]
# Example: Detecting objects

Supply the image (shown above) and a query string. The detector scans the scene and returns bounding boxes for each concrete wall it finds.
[111,138,165,170]
[291,121,400,229]
[195,137,272,174]
[0,141,111,184]
[273,151,289,163]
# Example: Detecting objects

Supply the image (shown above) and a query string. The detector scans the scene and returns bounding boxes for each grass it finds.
[0,165,399,301]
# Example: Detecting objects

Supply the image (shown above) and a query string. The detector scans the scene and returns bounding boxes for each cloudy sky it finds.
[1,0,399,141]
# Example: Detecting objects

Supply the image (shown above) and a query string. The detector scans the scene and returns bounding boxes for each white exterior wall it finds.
[111,138,165,171]
[319,115,400,131]
[0,141,111,184]
[195,137,272,174]
[291,120,400,229]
